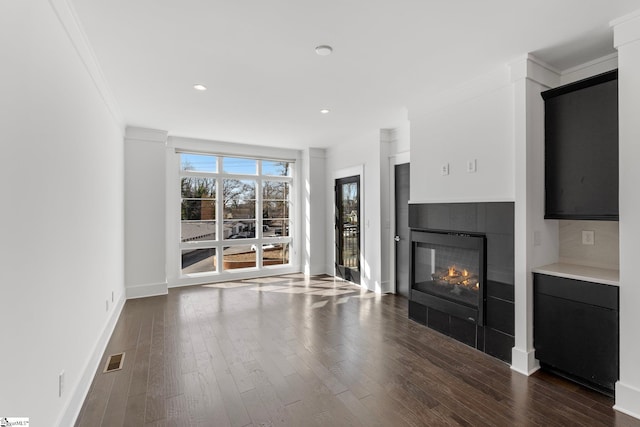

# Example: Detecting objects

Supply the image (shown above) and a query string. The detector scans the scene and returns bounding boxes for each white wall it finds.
[325,130,383,292]
[613,9,640,419]
[409,67,515,203]
[0,2,125,425]
[303,148,327,275]
[124,127,168,298]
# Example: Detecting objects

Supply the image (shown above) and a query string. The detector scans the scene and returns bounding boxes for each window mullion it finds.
[256,160,263,268]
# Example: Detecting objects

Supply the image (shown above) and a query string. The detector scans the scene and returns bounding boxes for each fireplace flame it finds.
[448,266,456,276]
[463,269,469,277]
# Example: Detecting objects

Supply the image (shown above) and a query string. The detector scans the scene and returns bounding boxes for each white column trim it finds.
[614,382,640,420]
[612,9,640,48]
[510,56,559,375]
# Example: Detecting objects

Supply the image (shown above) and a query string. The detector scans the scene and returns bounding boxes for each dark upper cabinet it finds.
[542,70,619,220]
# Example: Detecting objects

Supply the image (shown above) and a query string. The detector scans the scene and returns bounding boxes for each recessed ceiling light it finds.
[320,109,330,114]
[315,45,333,56]
[193,84,207,91]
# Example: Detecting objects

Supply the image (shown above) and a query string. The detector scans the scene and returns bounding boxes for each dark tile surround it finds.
[408,202,515,363]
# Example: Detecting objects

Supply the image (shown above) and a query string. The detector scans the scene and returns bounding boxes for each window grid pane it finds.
[179,156,293,276]
[180,153,217,173]
[263,243,289,265]
[222,157,257,175]
[182,248,216,274]
[262,160,293,177]
[223,246,256,270]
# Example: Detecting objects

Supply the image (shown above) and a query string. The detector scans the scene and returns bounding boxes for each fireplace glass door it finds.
[411,231,486,323]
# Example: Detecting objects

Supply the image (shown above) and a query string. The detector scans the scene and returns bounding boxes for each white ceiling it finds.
[71,0,639,149]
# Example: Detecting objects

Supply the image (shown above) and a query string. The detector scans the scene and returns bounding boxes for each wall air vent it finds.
[103,352,125,373]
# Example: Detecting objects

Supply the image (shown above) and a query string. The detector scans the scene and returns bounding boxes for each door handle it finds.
[394,236,400,242]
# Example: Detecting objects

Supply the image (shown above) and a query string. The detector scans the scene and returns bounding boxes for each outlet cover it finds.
[466,159,477,173]
[582,230,595,245]
[440,163,449,176]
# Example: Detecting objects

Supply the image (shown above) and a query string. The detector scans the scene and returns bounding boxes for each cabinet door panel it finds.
[543,70,618,220]
[534,292,618,390]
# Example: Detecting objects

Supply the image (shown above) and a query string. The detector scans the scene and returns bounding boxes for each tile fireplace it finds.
[408,202,514,363]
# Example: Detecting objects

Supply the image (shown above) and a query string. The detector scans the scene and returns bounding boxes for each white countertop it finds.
[532,262,619,286]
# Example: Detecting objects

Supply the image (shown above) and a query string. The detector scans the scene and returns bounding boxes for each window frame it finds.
[175,151,296,282]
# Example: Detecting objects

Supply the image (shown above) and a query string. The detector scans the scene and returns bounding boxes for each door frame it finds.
[333,164,364,286]
[389,152,410,294]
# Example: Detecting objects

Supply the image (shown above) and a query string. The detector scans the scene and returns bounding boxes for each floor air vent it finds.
[103,352,125,373]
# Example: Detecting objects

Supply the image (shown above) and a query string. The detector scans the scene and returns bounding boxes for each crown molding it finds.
[48,0,124,127]
[509,54,560,88]
[125,127,169,143]
[612,8,640,48]
[307,147,326,159]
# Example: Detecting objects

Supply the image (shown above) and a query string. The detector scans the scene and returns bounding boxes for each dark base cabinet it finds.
[534,273,619,395]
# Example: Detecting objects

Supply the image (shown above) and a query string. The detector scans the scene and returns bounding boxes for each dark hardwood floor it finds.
[76,274,640,426]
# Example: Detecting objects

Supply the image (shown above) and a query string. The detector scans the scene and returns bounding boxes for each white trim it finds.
[612,9,640,48]
[614,381,640,420]
[57,294,126,427]
[47,0,124,127]
[509,54,560,88]
[392,151,410,165]
[167,147,301,287]
[610,8,640,28]
[510,348,540,376]
[561,52,618,77]
[389,157,397,294]
[125,281,169,299]
[168,136,300,162]
[125,127,169,143]
[332,164,365,288]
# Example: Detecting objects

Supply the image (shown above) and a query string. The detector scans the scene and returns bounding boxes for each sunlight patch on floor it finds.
[306,289,357,297]
[202,282,251,289]
[310,300,329,309]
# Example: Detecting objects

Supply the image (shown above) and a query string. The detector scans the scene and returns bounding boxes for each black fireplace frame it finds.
[410,229,487,326]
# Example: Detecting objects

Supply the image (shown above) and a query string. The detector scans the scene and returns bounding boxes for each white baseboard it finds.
[56,294,126,427]
[379,280,392,294]
[510,347,540,375]
[126,281,168,299]
[614,381,640,420]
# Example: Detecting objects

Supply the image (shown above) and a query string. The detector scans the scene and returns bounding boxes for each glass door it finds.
[335,175,360,284]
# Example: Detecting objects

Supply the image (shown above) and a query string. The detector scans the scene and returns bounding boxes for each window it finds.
[178,153,294,276]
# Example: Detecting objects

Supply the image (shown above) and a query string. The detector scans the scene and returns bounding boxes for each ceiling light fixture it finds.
[315,45,333,56]
[320,109,330,114]
[193,84,207,91]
